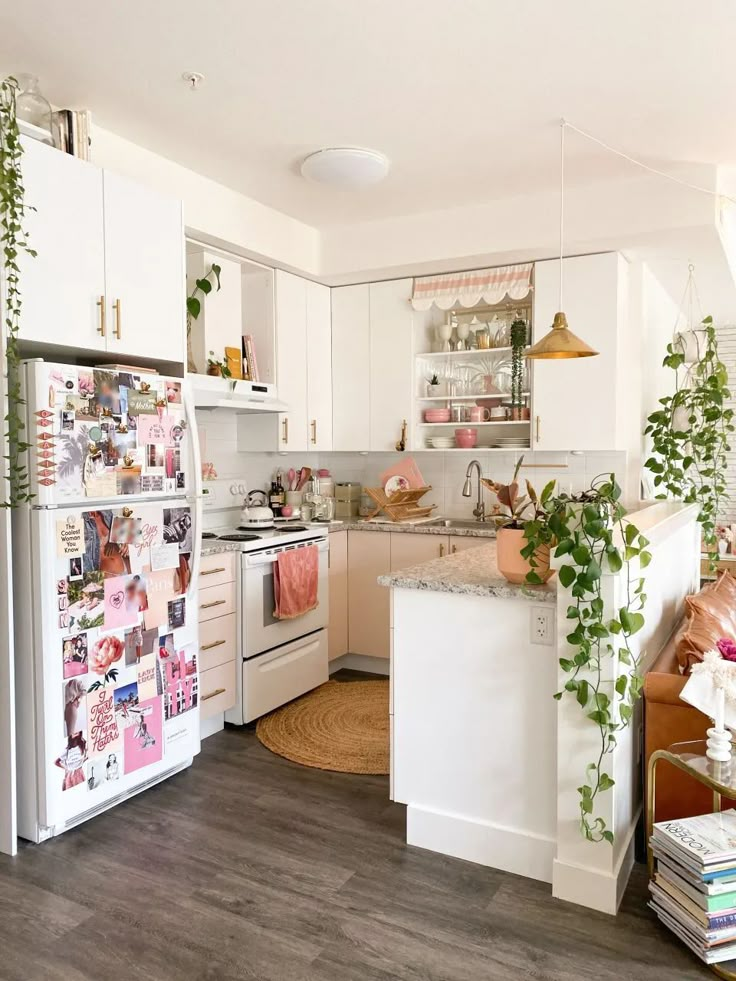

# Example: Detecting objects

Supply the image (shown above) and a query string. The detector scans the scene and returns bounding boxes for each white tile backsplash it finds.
[194,409,627,517]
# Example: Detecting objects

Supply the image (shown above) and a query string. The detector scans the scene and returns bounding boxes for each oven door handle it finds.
[245,539,329,567]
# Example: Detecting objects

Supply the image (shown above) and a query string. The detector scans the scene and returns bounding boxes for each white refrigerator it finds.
[13,360,203,842]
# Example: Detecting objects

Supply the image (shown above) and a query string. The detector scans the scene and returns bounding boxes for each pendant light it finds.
[526,120,599,359]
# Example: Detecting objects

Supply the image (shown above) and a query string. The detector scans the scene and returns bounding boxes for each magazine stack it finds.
[650,809,736,965]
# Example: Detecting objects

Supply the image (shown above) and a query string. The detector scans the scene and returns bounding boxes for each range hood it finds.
[190,374,288,413]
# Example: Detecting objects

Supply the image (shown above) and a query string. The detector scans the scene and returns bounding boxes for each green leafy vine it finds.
[510,317,527,411]
[644,316,734,560]
[523,475,651,843]
[0,76,36,506]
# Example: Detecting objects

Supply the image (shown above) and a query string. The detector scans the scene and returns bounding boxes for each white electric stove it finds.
[201,479,329,724]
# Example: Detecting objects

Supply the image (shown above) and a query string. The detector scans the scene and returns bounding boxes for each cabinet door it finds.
[390,533,449,570]
[328,530,348,661]
[347,531,391,659]
[18,139,106,350]
[274,270,309,451]
[332,284,370,451]
[532,253,623,451]
[102,170,185,363]
[369,279,414,451]
[306,281,333,451]
[448,536,486,553]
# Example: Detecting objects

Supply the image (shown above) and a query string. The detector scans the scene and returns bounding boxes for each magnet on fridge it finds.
[39,478,55,486]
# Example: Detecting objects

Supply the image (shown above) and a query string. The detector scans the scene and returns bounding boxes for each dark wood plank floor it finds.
[0,716,709,979]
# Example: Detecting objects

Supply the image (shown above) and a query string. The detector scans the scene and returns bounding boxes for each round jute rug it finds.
[255,679,389,774]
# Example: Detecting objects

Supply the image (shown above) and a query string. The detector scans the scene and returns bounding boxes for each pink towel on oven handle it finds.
[273,544,319,619]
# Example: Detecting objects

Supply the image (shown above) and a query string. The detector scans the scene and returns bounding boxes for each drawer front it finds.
[198,580,237,623]
[200,660,237,720]
[244,630,328,723]
[199,612,237,672]
[199,552,237,589]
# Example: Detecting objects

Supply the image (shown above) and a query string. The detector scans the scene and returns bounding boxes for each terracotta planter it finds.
[495,526,553,585]
[207,365,221,377]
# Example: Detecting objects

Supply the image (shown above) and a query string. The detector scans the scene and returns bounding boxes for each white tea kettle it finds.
[240,489,274,529]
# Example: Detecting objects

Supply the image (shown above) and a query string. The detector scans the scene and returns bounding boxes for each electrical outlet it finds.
[530,605,554,645]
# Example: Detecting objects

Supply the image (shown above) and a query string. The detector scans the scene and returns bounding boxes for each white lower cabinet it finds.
[328,530,349,661]
[198,553,238,730]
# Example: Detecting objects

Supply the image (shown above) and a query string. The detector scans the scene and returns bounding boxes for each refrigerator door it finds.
[21,360,195,507]
[15,498,201,842]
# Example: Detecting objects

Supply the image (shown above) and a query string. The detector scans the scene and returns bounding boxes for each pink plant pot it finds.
[495,527,553,585]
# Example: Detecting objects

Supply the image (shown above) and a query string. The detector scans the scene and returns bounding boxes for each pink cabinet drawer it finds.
[199,552,237,589]
[199,612,237,671]
[198,580,236,623]
[200,660,237,719]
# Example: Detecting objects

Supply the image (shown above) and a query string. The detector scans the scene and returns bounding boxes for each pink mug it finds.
[469,406,491,423]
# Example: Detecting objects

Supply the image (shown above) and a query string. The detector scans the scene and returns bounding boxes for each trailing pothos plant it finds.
[0,76,36,506]
[644,316,734,560]
[510,316,527,412]
[186,262,221,373]
[523,474,651,843]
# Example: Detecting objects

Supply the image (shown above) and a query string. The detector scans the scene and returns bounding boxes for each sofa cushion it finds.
[676,572,736,673]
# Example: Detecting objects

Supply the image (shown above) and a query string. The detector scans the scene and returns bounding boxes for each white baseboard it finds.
[200,713,225,740]
[552,808,639,914]
[329,653,389,676]
[406,804,555,883]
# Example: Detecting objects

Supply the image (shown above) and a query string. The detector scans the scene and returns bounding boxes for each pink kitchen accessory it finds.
[379,456,426,490]
[454,428,478,448]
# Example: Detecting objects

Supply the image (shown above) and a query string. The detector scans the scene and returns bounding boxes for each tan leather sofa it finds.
[643,572,736,821]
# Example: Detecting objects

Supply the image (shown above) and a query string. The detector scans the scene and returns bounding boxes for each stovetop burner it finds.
[217,532,262,542]
[201,532,218,540]
[276,525,307,533]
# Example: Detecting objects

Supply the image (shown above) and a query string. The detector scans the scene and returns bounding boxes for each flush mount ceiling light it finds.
[300,147,390,189]
[526,120,598,360]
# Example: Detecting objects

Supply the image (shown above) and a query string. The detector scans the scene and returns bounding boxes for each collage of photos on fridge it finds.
[41,364,187,500]
[56,503,198,794]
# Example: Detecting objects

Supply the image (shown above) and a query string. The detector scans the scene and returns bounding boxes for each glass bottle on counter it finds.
[270,471,285,517]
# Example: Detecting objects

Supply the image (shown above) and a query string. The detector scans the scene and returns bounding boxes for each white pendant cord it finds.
[562,118,736,208]
[559,119,565,311]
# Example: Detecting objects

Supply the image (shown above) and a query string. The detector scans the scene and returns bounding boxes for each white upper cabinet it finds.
[275,270,309,452]
[331,284,370,451]
[532,253,629,452]
[369,279,414,451]
[16,139,185,364]
[305,280,333,451]
[18,139,106,351]
[102,170,185,363]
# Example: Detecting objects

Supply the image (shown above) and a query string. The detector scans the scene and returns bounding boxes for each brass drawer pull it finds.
[311,419,317,444]
[96,295,106,336]
[451,544,457,554]
[535,414,541,443]
[201,639,227,651]
[439,543,445,557]
[201,567,226,576]
[200,599,227,610]
[113,298,122,339]
[202,687,226,702]
[282,417,289,444]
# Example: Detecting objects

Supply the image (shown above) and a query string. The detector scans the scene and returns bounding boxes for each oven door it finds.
[242,537,329,657]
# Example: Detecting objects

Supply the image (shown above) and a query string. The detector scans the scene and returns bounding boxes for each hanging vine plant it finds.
[510,316,527,413]
[523,474,650,843]
[644,316,734,559]
[0,76,35,506]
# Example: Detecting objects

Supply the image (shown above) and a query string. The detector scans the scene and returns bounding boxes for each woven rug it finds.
[255,679,389,774]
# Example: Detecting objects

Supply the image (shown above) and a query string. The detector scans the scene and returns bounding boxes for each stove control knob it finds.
[238,483,246,495]
[229,483,238,496]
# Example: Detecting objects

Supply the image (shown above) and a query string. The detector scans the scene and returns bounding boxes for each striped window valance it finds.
[410,262,533,311]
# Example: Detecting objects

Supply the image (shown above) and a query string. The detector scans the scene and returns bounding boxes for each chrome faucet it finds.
[462,459,485,521]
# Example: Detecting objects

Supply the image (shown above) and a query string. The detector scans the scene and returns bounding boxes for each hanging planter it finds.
[0,76,36,507]
[672,328,707,365]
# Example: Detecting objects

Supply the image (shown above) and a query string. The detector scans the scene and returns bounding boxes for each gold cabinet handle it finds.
[451,544,457,554]
[282,417,289,444]
[201,567,226,577]
[96,295,106,336]
[439,543,445,557]
[112,298,122,339]
[311,419,317,444]
[200,599,227,610]
[535,415,541,443]
[201,639,226,651]
[202,687,226,702]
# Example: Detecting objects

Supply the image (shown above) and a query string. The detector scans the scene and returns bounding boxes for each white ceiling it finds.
[3,0,736,229]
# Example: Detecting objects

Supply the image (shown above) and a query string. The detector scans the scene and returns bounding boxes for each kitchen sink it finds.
[428,518,495,530]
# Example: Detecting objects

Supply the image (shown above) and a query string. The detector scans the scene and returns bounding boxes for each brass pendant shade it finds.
[525,311,599,359]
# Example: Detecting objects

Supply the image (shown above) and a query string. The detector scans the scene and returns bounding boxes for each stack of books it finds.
[51,109,92,160]
[650,809,736,965]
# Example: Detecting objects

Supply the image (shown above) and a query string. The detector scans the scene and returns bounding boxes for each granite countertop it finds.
[200,541,245,556]
[378,541,556,602]
[332,520,497,539]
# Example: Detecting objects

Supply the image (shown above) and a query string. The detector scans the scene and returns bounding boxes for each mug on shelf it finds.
[468,406,491,423]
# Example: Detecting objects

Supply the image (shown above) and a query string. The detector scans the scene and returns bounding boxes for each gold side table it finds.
[648,740,736,980]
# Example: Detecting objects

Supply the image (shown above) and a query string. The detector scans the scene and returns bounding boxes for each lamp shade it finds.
[525,312,599,359]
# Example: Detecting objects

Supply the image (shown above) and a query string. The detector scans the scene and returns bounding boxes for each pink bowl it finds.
[455,427,478,448]
[424,408,451,423]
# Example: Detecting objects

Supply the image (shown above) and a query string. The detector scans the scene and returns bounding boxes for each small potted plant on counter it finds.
[482,455,556,584]
[207,351,232,378]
